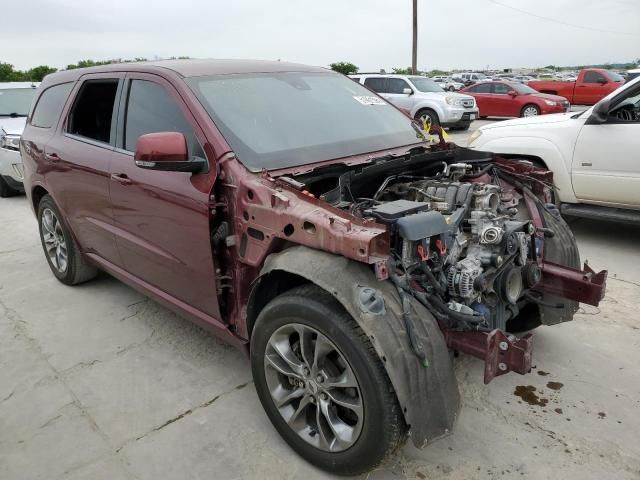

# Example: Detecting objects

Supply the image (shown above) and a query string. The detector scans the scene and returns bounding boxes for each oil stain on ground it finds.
[547,381,564,391]
[514,385,549,406]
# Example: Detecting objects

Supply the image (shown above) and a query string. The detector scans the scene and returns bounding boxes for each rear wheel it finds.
[37,195,98,285]
[250,285,405,475]
[447,85,456,92]
[0,176,19,198]
[521,104,540,117]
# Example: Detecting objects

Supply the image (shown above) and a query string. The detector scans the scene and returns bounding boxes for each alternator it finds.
[447,257,483,299]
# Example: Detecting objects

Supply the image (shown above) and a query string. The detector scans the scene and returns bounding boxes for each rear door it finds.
[467,83,492,116]
[490,82,518,116]
[43,73,124,265]
[109,73,220,317]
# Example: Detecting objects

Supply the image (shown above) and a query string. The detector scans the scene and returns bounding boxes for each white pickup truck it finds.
[468,76,640,223]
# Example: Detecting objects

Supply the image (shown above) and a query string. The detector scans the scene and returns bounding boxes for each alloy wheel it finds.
[41,208,68,273]
[263,323,364,452]
[523,106,539,117]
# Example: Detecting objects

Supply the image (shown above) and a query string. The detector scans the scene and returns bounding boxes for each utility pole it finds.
[412,0,418,74]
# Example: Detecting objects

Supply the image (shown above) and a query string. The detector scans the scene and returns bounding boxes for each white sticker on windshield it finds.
[353,95,386,105]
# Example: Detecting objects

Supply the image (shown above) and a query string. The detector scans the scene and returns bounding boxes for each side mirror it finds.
[134,132,205,173]
[597,77,608,84]
[403,88,413,95]
[508,91,518,97]
[589,99,611,124]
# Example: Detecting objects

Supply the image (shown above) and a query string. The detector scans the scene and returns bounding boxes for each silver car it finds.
[0,82,38,197]
[351,74,478,130]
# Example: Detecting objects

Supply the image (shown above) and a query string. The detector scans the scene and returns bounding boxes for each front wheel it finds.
[0,176,19,198]
[521,104,540,117]
[415,108,440,128]
[250,285,405,475]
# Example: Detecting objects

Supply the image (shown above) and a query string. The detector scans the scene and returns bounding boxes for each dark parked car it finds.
[21,60,606,475]
[461,81,570,118]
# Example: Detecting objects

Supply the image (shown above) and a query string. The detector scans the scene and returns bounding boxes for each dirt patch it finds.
[537,371,550,376]
[554,408,563,414]
[598,412,606,419]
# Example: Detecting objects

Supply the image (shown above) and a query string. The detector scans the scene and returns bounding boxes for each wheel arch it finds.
[412,101,443,121]
[474,137,577,203]
[31,185,49,212]
[247,245,460,447]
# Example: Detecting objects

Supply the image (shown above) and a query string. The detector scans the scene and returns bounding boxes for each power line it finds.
[485,0,639,37]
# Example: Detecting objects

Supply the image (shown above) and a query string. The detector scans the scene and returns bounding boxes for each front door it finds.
[572,84,640,207]
[491,82,519,117]
[109,73,220,317]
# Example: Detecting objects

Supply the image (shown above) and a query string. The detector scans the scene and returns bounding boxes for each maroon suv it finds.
[21,60,606,475]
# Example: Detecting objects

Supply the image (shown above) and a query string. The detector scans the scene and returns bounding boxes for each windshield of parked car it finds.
[605,71,624,82]
[510,83,539,94]
[407,77,444,93]
[0,88,36,116]
[187,72,421,170]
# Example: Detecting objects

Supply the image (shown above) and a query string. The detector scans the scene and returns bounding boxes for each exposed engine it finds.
[327,161,543,332]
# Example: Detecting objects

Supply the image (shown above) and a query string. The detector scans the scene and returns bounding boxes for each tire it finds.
[250,284,405,476]
[0,176,19,198]
[415,108,439,128]
[520,104,540,117]
[447,85,455,92]
[37,195,98,285]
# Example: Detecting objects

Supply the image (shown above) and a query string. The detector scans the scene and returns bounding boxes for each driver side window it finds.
[123,80,205,158]
[584,71,606,84]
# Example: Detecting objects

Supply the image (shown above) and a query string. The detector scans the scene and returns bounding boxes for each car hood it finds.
[415,91,474,101]
[532,92,568,103]
[479,111,580,130]
[0,116,27,136]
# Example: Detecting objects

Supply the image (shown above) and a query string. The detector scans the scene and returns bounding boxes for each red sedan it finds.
[460,81,570,118]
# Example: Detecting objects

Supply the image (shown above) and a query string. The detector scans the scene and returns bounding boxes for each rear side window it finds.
[364,78,387,93]
[67,80,119,143]
[31,83,73,128]
[470,84,491,93]
[123,80,203,157]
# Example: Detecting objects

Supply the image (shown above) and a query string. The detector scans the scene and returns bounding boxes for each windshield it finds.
[510,82,539,94]
[408,77,444,93]
[605,71,624,82]
[187,72,421,170]
[0,88,37,116]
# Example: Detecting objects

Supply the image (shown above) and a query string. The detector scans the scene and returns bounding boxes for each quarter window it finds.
[31,83,73,129]
[123,80,203,157]
[67,80,119,143]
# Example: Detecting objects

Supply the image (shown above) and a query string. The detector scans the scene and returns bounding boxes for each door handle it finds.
[110,173,132,185]
[45,152,60,162]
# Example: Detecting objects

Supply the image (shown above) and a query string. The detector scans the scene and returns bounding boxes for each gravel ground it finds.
[1,119,639,479]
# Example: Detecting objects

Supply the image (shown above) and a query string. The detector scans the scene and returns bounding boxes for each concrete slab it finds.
[1,159,639,480]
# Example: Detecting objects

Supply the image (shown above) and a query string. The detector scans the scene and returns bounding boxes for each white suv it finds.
[350,74,478,130]
[0,82,39,197]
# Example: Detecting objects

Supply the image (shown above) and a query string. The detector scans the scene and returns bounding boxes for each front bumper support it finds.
[444,329,533,384]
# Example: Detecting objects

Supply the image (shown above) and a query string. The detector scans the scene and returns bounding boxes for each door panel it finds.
[43,74,123,265]
[109,74,220,318]
[572,123,640,207]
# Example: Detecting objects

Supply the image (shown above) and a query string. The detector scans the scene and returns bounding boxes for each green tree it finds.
[392,67,420,75]
[27,65,57,81]
[329,62,359,75]
[0,62,16,81]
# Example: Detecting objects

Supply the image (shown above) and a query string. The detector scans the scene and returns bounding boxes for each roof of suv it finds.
[40,59,330,86]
